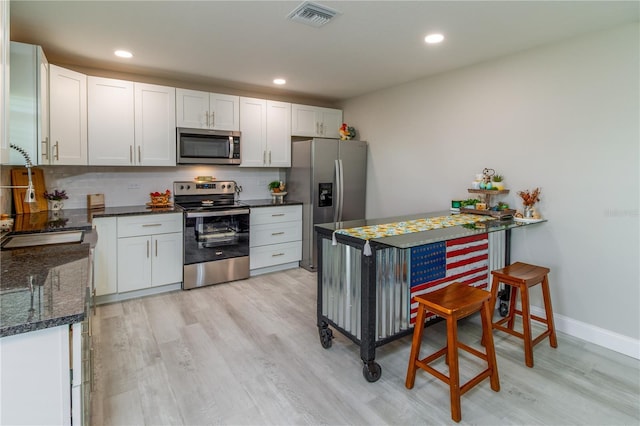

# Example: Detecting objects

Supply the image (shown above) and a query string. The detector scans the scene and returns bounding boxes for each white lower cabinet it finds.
[250,205,302,274]
[117,213,183,293]
[1,325,75,425]
[93,213,183,299]
[93,216,117,296]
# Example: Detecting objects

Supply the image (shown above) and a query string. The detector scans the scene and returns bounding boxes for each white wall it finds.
[42,165,282,208]
[342,24,639,357]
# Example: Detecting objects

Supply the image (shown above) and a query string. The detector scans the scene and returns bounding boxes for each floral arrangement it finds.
[517,187,541,207]
[43,189,68,201]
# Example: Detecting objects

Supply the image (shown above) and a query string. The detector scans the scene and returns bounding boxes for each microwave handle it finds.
[229,137,234,159]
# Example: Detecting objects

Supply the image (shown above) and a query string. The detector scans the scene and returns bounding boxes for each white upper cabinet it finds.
[49,64,87,165]
[176,88,239,131]
[240,97,291,167]
[0,0,9,164]
[88,76,134,165]
[266,100,291,167]
[134,83,176,166]
[8,41,48,166]
[239,97,266,167]
[291,104,342,139]
[88,78,176,166]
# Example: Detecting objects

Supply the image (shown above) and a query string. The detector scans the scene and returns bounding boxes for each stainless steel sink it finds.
[1,230,85,249]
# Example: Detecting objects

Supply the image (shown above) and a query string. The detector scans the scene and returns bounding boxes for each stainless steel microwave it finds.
[177,128,241,165]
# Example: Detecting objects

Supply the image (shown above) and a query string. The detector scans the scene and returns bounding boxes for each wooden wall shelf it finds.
[467,189,509,195]
[467,188,509,208]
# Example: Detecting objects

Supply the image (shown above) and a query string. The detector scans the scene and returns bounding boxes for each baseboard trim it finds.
[529,305,640,360]
[479,305,640,360]
[95,282,182,305]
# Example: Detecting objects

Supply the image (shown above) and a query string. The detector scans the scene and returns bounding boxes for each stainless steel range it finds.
[173,181,250,290]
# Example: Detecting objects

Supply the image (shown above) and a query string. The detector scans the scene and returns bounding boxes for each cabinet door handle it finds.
[146,240,150,258]
[271,232,284,236]
[271,213,285,217]
[263,151,266,165]
[268,150,272,165]
[90,347,94,392]
[155,239,158,257]
[272,252,285,257]
[205,111,210,127]
[138,146,141,164]
[211,111,215,128]
[142,223,162,227]
[42,137,49,160]
[54,141,59,161]
[130,145,133,164]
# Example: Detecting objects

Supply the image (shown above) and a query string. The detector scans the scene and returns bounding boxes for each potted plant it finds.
[268,181,285,193]
[43,189,68,211]
[492,174,505,190]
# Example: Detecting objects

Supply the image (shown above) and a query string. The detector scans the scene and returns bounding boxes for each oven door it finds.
[183,208,250,289]
[177,128,241,165]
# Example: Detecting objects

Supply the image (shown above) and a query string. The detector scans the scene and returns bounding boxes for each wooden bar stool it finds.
[406,283,500,423]
[489,262,558,368]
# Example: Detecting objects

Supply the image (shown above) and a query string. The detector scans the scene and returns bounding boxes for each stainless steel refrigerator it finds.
[286,138,367,271]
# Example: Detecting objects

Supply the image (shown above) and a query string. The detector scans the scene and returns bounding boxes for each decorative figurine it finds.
[339,123,356,140]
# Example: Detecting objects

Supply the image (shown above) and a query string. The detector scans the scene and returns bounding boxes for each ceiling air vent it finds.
[287,1,339,28]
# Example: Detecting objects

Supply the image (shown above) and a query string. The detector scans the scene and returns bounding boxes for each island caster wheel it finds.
[362,361,382,382]
[499,302,509,317]
[319,326,333,349]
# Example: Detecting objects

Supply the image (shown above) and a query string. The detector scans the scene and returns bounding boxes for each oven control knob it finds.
[179,185,184,190]
[221,184,226,189]
[187,185,191,190]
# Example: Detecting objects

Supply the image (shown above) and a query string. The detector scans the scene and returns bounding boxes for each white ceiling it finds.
[9,1,639,103]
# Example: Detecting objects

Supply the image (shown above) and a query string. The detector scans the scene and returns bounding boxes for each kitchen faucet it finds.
[0,144,37,203]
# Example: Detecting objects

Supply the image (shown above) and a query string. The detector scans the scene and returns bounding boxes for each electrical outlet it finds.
[127,183,140,190]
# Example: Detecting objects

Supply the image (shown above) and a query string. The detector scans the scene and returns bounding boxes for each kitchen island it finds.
[0,230,95,425]
[314,211,545,382]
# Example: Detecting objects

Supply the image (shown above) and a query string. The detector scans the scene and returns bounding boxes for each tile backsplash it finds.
[26,165,283,210]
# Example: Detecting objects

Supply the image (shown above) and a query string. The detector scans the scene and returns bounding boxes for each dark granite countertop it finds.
[1,238,92,337]
[90,205,183,218]
[240,199,303,208]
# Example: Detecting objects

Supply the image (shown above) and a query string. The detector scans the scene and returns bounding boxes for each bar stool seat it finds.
[405,283,500,423]
[489,262,558,367]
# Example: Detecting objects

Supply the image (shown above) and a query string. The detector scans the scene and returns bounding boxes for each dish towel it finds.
[332,214,491,256]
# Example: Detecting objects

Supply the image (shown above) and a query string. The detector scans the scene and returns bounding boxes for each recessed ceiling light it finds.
[273,78,286,85]
[424,33,444,44]
[114,50,133,58]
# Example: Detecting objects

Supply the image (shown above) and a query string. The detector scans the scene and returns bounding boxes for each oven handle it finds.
[185,208,250,218]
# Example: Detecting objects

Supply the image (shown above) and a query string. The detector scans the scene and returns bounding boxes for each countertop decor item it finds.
[44,189,68,211]
[517,187,541,218]
[268,180,285,193]
[149,189,172,206]
[87,193,105,210]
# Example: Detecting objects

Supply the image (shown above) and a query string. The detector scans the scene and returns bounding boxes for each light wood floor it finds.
[91,268,640,425]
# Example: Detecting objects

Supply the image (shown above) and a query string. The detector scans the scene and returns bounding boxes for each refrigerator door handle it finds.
[333,159,340,222]
[336,159,345,222]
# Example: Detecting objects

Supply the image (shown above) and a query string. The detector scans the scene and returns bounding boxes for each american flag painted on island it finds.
[409,233,489,324]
